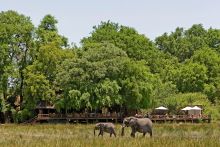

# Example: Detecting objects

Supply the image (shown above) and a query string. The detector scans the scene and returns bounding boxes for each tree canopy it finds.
[56,43,157,111]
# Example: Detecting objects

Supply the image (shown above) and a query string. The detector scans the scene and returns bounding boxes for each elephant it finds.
[121,116,152,137]
[94,122,116,137]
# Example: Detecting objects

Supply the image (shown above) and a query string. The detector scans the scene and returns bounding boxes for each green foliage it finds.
[190,48,220,102]
[141,49,179,83]
[205,28,220,50]
[174,62,208,92]
[24,71,55,103]
[0,10,34,99]
[155,24,208,62]
[162,93,211,114]
[56,43,157,110]
[21,14,74,113]
[1,11,220,121]
[191,48,220,82]
[204,105,220,121]
[81,21,154,60]
[36,14,68,47]
[12,108,33,123]
[0,98,7,113]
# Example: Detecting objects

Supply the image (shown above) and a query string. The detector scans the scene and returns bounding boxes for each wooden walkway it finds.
[31,114,211,124]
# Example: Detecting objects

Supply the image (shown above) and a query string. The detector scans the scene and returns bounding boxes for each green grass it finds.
[0,123,219,147]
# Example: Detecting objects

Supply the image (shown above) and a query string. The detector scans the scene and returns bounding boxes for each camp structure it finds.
[189,106,202,116]
[155,106,168,110]
[181,106,202,116]
[181,106,192,111]
[153,106,168,115]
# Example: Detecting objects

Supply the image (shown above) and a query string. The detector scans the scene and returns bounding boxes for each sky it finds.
[1,0,220,45]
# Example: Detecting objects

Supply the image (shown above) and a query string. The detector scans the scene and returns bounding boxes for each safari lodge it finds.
[26,101,211,124]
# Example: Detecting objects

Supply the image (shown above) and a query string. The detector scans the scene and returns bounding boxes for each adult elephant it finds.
[121,116,153,137]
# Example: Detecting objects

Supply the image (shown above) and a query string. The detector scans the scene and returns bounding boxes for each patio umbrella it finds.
[155,106,168,110]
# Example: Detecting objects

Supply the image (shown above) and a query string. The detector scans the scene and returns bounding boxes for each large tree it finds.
[155,24,208,62]
[81,21,155,60]
[0,10,34,100]
[173,62,208,93]
[23,15,74,109]
[56,43,157,112]
[190,48,220,103]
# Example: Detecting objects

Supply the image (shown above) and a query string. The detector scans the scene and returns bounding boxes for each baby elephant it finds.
[94,122,116,137]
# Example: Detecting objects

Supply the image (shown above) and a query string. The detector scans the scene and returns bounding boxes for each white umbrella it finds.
[191,106,202,110]
[155,106,168,110]
[181,106,192,111]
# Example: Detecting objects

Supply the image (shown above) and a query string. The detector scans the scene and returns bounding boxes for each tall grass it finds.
[0,122,219,147]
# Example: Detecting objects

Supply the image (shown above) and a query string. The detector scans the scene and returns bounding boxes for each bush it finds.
[12,109,34,123]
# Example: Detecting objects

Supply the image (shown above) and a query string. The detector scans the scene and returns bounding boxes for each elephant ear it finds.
[99,124,105,129]
[129,118,138,126]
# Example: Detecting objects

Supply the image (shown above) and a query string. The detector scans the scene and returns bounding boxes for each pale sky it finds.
[1,0,220,45]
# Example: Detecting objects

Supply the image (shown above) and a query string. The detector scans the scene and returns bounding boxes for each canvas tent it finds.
[189,106,202,115]
[181,106,192,111]
[191,106,202,110]
[181,106,202,115]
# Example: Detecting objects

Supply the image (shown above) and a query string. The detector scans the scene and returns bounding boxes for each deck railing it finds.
[37,113,122,119]
[149,114,210,120]
[37,113,210,120]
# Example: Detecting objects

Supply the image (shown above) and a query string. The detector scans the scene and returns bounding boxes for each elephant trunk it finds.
[121,126,125,136]
[121,121,126,136]
[94,127,96,136]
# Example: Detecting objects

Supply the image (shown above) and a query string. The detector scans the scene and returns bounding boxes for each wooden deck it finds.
[32,113,211,124]
[36,113,123,123]
[149,114,211,123]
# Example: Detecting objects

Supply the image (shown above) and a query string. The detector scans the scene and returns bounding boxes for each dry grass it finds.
[0,122,219,147]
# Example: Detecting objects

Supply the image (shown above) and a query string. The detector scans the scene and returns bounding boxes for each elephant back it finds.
[137,118,152,127]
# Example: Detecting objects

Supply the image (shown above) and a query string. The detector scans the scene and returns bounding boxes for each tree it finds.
[0,10,34,100]
[155,24,207,62]
[81,21,155,60]
[205,28,220,50]
[23,15,74,110]
[163,93,211,114]
[56,43,157,111]
[36,14,68,48]
[174,62,208,93]
[23,70,54,108]
[141,49,179,82]
[191,48,220,82]
[191,48,220,103]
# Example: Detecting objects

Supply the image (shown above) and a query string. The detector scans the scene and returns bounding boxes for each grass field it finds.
[0,122,219,147]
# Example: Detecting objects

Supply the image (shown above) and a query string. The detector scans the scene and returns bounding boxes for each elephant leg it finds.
[149,129,152,137]
[101,130,104,137]
[110,128,116,137]
[98,129,104,137]
[113,130,116,137]
[101,132,104,137]
[131,127,136,138]
[98,130,102,136]
[145,126,153,137]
